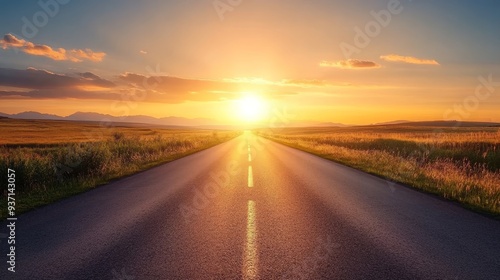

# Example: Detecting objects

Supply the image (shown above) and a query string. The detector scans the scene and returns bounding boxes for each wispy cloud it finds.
[118,73,301,96]
[1,65,397,104]
[319,59,381,69]
[0,68,305,103]
[222,77,329,88]
[0,34,106,62]
[380,54,440,65]
[2,65,387,105]
[0,67,115,90]
[139,50,147,55]
[280,79,327,87]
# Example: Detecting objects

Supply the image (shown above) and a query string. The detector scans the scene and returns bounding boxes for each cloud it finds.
[139,50,147,55]
[118,73,245,100]
[319,59,381,69]
[0,67,115,90]
[69,49,106,62]
[119,73,304,97]
[0,89,121,100]
[281,79,327,87]
[0,33,106,62]
[380,54,440,65]
[0,68,310,103]
[220,77,330,88]
[1,33,25,47]
[119,73,240,94]
[0,69,243,103]
[78,72,116,88]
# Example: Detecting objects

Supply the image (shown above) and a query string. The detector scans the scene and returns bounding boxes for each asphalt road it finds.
[2,132,500,279]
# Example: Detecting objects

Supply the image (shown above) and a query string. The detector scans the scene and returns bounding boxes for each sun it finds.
[236,93,269,122]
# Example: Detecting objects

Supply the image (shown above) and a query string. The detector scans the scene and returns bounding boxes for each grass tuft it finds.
[257,126,500,217]
[0,119,240,218]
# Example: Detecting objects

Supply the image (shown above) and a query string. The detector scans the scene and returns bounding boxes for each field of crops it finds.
[0,119,240,218]
[258,125,500,217]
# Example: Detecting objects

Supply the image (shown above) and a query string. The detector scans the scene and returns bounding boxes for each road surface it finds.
[2,132,500,279]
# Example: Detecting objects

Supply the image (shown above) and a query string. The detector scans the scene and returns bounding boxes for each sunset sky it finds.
[1,0,499,125]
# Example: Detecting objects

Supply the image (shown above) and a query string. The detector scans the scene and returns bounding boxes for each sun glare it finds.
[236,94,269,122]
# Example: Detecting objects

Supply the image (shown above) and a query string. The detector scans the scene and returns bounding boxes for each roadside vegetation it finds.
[0,119,240,218]
[257,125,500,217]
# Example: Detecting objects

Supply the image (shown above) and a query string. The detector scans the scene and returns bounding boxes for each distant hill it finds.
[0,111,222,127]
[371,120,411,126]
[1,111,498,128]
[0,111,349,128]
[373,120,500,127]
[288,120,348,127]
[11,111,65,120]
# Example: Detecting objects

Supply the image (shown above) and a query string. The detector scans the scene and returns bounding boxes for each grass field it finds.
[0,119,240,219]
[257,125,500,217]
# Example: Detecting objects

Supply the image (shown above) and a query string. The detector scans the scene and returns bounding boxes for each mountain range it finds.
[1,111,498,128]
[0,111,225,127]
[0,111,350,128]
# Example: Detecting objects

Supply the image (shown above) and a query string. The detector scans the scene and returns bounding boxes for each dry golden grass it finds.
[258,126,500,217]
[0,119,215,145]
[0,119,240,218]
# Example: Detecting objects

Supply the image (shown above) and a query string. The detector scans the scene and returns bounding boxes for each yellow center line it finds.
[248,166,253,188]
[243,200,258,279]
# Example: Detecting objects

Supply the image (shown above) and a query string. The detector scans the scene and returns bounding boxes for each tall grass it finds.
[258,126,500,217]
[1,128,240,218]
